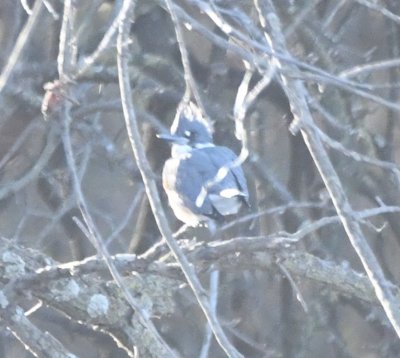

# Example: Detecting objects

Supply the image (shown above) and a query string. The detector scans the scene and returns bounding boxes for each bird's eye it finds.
[184,130,192,139]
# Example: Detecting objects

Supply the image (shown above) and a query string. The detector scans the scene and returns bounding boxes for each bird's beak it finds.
[157,133,188,145]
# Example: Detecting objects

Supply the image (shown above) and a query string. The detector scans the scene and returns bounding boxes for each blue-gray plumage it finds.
[159,102,249,227]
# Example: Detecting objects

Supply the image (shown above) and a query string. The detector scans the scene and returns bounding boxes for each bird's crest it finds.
[171,101,214,136]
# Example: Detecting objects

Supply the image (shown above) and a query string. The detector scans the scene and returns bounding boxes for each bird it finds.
[158,102,249,228]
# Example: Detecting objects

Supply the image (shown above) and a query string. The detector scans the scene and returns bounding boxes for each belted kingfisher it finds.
[158,102,249,227]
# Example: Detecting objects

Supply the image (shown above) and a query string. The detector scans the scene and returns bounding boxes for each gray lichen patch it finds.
[2,251,26,278]
[87,293,109,318]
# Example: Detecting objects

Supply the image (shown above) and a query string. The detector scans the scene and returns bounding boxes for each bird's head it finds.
[157,102,214,152]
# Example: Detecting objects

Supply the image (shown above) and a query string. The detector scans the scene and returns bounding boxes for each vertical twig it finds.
[164,0,205,111]
[199,269,220,358]
[57,0,77,79]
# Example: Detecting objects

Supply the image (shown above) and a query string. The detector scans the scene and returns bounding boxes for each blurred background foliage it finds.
[0,0,400,357]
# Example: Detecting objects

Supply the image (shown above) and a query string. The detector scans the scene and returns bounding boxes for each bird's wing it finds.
[170,154,216,217]
[204,146,249,203]
[166,147,249,219]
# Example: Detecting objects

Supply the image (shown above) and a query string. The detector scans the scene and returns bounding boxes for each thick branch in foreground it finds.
[1,235,399,347]
[0,238,176,358]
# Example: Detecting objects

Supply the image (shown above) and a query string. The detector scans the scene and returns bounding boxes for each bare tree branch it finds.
[254,0,400,338]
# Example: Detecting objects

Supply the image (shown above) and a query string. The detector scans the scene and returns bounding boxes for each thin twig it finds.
[199,269,220,358]
[0,125,58,201]
[165,0,207,114]
[0,0,44,94]
[74,1,124,78]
